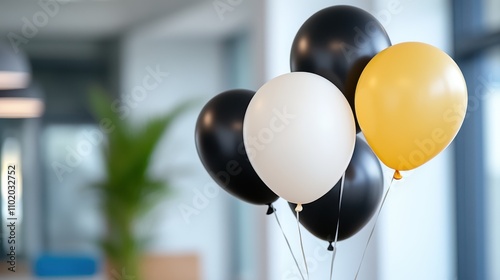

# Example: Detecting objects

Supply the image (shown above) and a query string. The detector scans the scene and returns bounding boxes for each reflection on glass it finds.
[484,47,500,280]
[42,124,105,254]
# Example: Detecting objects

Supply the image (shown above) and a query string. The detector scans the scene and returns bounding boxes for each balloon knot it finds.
[266,204,275,215]
[327,242,334,251]
[295,204,303,212]
[393,170,403,180]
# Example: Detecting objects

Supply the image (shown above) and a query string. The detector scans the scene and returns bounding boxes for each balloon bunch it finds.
[195,4,467,260]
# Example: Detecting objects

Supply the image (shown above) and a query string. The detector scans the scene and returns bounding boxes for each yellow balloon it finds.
[355,42,467,175]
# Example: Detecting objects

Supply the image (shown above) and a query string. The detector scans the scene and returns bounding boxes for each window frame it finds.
[452,0,500,279]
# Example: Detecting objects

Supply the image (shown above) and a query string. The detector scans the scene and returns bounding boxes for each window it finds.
[453,0,500,279]
[29,46,116,254]
[483,47,500,280]
[41,124,105,254]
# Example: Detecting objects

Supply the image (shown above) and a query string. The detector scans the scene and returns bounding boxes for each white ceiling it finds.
[0,0,202,40]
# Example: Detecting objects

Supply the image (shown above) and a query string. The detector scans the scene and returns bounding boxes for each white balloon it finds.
[243,72,356,204]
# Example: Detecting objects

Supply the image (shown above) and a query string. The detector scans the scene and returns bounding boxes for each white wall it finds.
[262,0,455,279]
[372,0,455,279]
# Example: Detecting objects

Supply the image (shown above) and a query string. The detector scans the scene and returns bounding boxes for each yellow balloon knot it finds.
[393,170,403,180]
[295,204,303,212]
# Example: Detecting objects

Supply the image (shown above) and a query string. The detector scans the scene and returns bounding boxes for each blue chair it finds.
[34,254,98,277]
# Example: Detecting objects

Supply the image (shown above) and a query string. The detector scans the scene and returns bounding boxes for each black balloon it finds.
[289,137,383,245]
[290,5,391,132]
[195,89,278,206]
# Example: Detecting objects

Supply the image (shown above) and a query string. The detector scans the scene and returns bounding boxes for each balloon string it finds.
[330,172,346,280]
[296,208,309,280]
[272,204,305,280]
[354,177,395,280]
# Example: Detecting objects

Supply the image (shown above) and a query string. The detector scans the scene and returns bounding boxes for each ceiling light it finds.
[0,86,44,118]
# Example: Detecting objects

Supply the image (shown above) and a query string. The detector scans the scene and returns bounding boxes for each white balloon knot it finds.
[295,204,303,212]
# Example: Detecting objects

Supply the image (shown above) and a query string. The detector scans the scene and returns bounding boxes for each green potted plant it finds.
[89,89,190,280]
